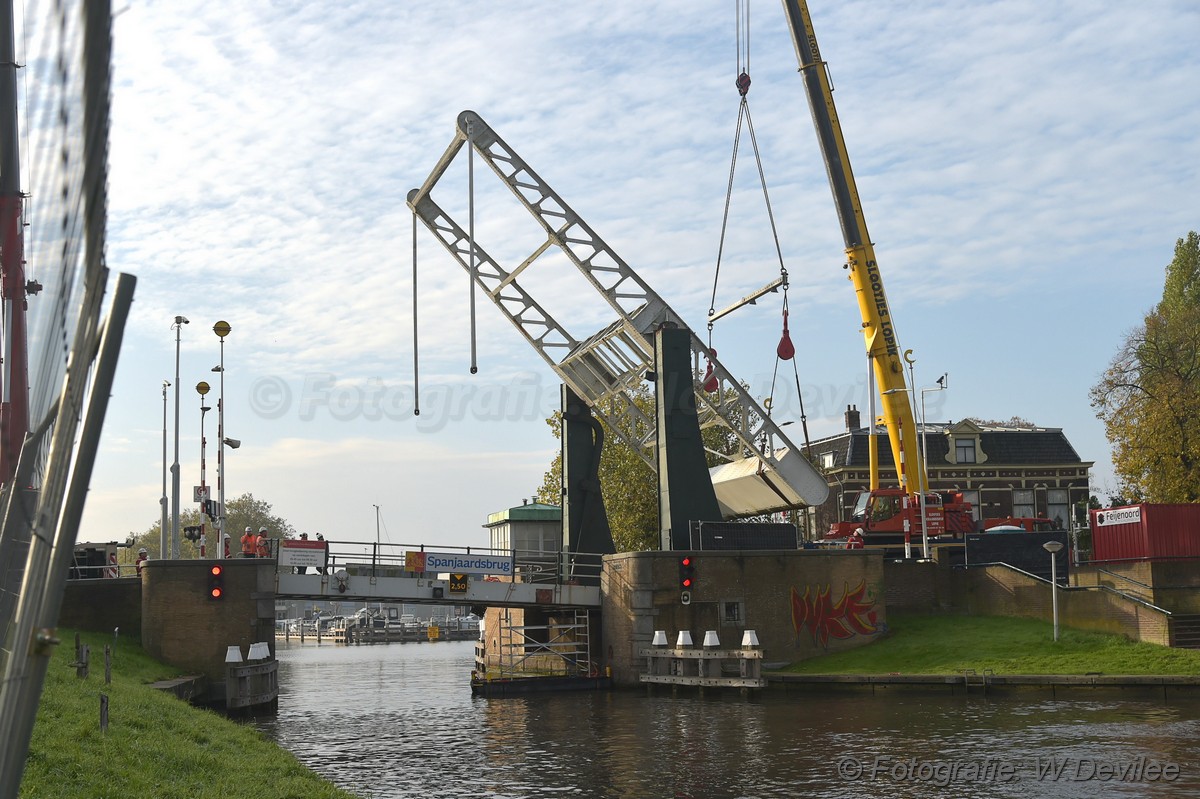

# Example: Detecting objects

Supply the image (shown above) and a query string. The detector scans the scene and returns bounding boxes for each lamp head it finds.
[223,437,241,449]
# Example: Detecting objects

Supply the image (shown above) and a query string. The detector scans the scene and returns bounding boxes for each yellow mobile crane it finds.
[781,1,953,547]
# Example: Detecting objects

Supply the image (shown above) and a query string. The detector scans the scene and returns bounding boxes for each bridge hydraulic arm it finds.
[781,0,924,491]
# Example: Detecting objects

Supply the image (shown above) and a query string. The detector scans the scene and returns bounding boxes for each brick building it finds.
[802,406,1093,539]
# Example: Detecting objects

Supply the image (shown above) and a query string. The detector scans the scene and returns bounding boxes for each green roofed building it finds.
[485,499,562,555]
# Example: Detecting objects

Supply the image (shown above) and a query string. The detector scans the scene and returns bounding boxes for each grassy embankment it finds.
[18,629,357,799]
[783,613,1200,676]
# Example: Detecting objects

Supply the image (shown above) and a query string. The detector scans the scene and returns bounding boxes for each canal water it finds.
[255,639,1200,798]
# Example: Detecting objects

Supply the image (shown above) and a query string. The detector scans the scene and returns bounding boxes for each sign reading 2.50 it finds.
[448,574,469,593]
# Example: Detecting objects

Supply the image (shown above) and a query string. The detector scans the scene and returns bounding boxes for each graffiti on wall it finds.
[790,579,882,649]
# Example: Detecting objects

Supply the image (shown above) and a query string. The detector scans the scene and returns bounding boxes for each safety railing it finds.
[272,539,606,586]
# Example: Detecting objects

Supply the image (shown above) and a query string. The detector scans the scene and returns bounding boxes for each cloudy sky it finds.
[53,1,1199,549]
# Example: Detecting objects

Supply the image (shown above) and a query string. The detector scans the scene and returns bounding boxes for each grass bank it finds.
[783,614,1200,676]
[18,629,357,799]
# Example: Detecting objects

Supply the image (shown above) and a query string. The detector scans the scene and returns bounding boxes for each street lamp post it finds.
[918,374,948,559]
[1043,540,1065,641]
[171,316,189,558]
[161,380,170,558]
[197,381,211,556]
[213,321,231,550]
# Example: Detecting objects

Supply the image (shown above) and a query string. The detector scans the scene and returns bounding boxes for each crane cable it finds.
[411,210,420,416]
[707,0,791,353]
[467,118,479,375]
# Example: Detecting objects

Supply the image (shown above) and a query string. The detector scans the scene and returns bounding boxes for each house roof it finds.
[484,501,562,526]
[808,424,1089,470]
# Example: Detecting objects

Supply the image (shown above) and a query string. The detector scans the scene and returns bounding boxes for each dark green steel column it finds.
[561,384,614,583]
[654,325,722,551]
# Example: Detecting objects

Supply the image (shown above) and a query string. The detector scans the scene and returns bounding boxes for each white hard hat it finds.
[259,526,267,533]
[245,526,252,532]
[138,548,147,555]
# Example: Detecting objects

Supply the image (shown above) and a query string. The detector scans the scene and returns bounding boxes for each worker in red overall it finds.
[846,528,865,550]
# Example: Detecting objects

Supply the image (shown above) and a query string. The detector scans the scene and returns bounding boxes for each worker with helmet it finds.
[135,547,149,576]
[241,526,256,558]
[846,528,866,550]
[255,527,271,559]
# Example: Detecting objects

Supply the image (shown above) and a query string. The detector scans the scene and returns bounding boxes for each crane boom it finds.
[781,0,924,492]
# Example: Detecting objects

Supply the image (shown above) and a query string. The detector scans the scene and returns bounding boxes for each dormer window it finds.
[955,438,977,464]
[820,451,835,469]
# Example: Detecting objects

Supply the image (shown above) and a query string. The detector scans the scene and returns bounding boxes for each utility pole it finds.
[171,316,189,558]
[0,0,30,487]
[161,381,170,556]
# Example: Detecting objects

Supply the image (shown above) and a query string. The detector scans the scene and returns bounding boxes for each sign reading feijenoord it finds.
[406,550,513,577]
[1095,506,1143,527]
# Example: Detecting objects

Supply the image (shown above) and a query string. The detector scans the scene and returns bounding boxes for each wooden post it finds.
[104,645,112,684]
[99,694,108,732]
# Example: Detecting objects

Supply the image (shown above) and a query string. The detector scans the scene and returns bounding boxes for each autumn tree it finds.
[128,492,297,561]
[1091,232,1200,502]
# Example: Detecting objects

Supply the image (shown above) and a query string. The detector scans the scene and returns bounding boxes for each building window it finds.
[1047,489,1069,528]
[960,490,981,521]
[721,600,744,626]
[820,451,835,469]
[955,438,976,463]
[1013,489,1035,518]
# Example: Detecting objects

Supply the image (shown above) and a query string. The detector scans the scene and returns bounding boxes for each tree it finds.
[1091,232,1200,502]
[1159,231,1200,318]
[128,493,297,560]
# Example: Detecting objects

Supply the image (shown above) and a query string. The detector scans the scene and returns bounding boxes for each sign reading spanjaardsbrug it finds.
[406,550,513,577]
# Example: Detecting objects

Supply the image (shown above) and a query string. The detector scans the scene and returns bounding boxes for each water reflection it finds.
[255,640,1200,798]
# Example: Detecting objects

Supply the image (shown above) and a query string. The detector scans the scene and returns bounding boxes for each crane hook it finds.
[777,309,795,361]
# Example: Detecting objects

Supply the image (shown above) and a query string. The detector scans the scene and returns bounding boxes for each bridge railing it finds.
[278,539,605,586]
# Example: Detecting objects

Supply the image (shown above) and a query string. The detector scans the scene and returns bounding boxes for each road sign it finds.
[194,485,209,502]
[448,574,469,593]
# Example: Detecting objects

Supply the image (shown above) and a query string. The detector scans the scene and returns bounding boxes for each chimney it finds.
[845,404,861,431]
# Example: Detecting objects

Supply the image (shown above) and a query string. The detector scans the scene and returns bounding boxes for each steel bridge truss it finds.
[407,111,827,514]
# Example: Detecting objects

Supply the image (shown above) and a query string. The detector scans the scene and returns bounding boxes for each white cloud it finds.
[60,0,1200,543]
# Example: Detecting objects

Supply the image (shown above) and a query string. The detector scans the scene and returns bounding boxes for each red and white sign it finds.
[279,538,328,569]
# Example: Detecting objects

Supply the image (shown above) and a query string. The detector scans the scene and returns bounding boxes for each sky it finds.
[44,1,1199,550]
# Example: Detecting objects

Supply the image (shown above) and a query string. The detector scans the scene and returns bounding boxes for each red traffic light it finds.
[207,563,225,600]
[678,555,696,590]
